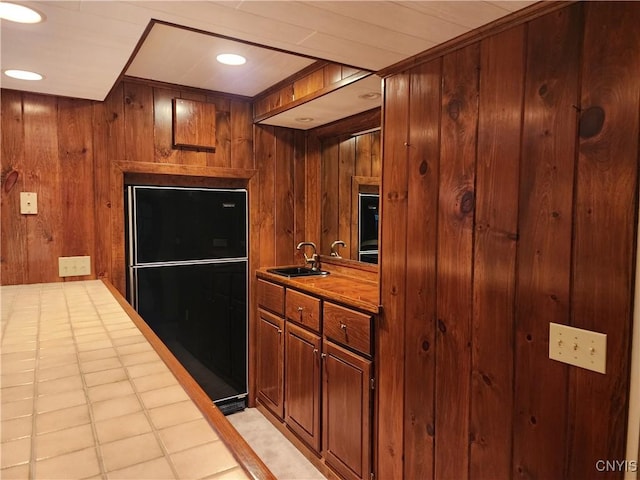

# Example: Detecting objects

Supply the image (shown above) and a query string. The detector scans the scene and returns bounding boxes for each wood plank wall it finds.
[1,79,255,286]
[378,2,640,479]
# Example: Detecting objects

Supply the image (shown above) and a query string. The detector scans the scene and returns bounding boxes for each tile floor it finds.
[0,281,249,480]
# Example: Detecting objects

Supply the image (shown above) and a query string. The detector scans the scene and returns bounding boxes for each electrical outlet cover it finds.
[549,322,607,374]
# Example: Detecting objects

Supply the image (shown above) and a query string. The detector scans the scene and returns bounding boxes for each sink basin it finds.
[267,266,330,277]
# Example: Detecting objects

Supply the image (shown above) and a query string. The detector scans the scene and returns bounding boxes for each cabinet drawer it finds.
[285,289,321,333]
[257,279,284,316]
[323,302,372,356]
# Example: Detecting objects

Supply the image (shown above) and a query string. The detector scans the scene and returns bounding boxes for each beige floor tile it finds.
[112,335,147,347]
[120,351,161,366]
[76,339,114,352]
[75,333,111,345]
[206,466,251,479]
[38,362,80,382]
[81,356,122,374]
[1,415,33,442]
[0,358,35,375]
[95,411,152,444]
[0,341,36,354]
[1,397,34,421]
[36,404,91,434]
[116,341,153,356]
[148,400,203,429]
[100,432,164,472]
[87,379,134,403]
[37,374,84,396]
[106,456,175,480]
[38,345,77,358]
[38,336,74,348]
[37,353,79,370]
[170,442,238,479]
[74,326,107,337]
[1,384,35,403]
[36,388,86,414]
[158,418,220,454]
[0,371,35,388]
[126,361,170,378]
[0,436,31,469]
[109,327,144,340]
[78,347,118,363]
[91,394,143,422]
[35,423,94,460]
[84,367,128,387]
[0,463,31,479]
[34,446,101,479]
[1,351,36,363]
[140,385,189,410]
[131,371,177,393]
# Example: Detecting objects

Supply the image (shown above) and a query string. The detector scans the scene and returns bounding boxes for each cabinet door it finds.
[323,340,372,480]
[285,322,321,452]
[256,308,284,419]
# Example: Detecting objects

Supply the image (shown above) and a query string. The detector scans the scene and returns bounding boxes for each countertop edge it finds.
[101,279,276,480]
[256,267,380,315]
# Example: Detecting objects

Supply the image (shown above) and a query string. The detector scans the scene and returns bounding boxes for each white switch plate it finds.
[20,192,37,214]
[58,256,91,277]
[549,322,607,374]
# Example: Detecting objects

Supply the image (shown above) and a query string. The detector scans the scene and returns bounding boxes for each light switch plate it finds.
[549,322,607,374]
[58,256,91,277]
[20,192,37,214]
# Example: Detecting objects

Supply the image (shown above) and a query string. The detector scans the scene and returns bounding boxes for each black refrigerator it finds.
[126,185,248,414]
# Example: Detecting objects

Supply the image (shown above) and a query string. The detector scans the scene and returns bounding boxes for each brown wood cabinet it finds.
[322,340,372,480]
[285,321,321,452]
[255,272,376,480]
[256,308,285,419]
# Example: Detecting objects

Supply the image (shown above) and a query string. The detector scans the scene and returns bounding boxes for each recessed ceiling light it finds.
[216,53,246,66]
[3,69,44,80]
[358,92,381,100]
[0,2,43,23]
[295,117,314,123]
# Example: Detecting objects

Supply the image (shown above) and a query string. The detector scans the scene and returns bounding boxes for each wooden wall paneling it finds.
[256,125,277,268]
[321,139,339,256]
[512,5,582,479]
[293,130,306,251]
[434,43,480,480]
[293,68,324,100]
[274,127,295,266]
[569,3,640,478]
[403,58,441,480]
[153,88,181,164]
[93,83,125,281]
[338,137,355,259]
[174,91,209,166]
[208,95,232,168]
[355,133,372,177]
[470,25,525,479]
[57,97,96,271]
[377,72,410,480]
[324,64,342,85]
[1,90,27,285]
[305,134,322,247]
[123,82,155,163]
[371,130,381,177]
[247,170,261,406]
[23,94,62,284]
[230,100,253,171]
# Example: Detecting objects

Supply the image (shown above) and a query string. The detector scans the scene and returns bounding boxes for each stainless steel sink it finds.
[267,266,330,277]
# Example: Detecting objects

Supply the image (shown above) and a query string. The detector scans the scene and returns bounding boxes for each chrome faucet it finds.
[330,240,346,258]
[297,241,319,271]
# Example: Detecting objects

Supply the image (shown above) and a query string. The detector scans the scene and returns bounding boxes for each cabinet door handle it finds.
[277,328,282,334]
[340,323,347,330]
[313,348,319,356]
[321,353,327,359]
[297,306,304,312]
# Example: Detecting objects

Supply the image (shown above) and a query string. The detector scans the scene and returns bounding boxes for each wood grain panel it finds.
[321,139,340,255]
[23,94,62,284]
[513,5,581,479]
[305,134,322,247]
[338,137,355,258]
[569,3,640,478]
[230,100,253,170]
[92,83,125,280]
[355,134,372,177]
[274,127,295,266]
[377,72,410,480]
[256,125,276,268]
[293,129,306,249]
[123,82,154,163]
[153,88,180,164]
[470,25,525,479]
[1,90,27,285]
[370,130,381,177]
[209,96,231,168]
[435,43,479,480]
[57,97,95,269]
[293,68,324,100]
[403,58,441,480]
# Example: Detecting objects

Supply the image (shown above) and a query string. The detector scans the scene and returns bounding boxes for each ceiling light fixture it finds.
[295,117,314,123]
[0,2,43,23]
[358,92,381,100]
[3,69,43,80]
[216,53,246,66]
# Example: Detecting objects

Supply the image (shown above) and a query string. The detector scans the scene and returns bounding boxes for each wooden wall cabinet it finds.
[173,98,216,150]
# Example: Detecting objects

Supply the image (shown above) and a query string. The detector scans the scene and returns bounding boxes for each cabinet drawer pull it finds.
[321,353,327,359]
[340,323,347,330]
[297,306,304,312]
